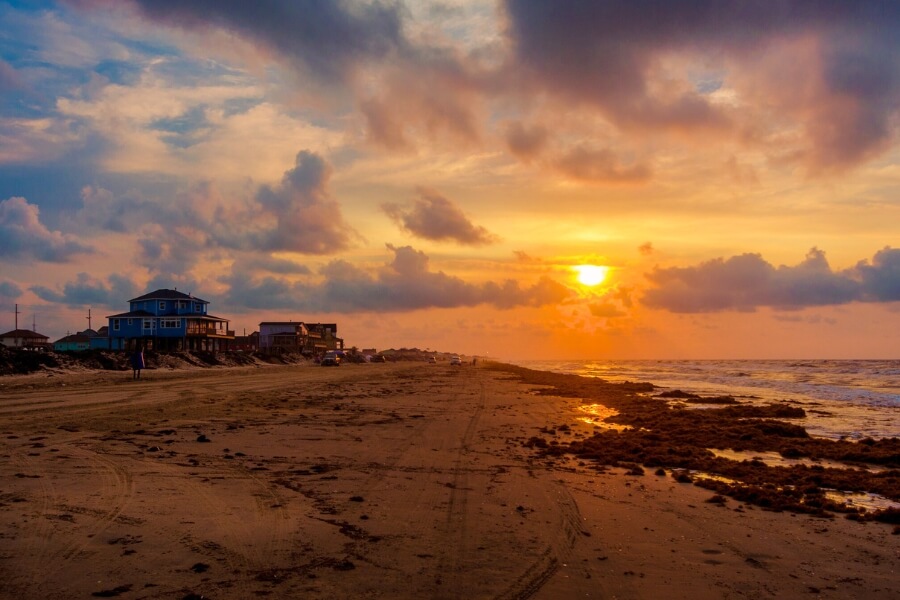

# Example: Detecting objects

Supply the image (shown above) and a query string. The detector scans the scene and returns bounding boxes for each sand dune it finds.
[0,363,896,599]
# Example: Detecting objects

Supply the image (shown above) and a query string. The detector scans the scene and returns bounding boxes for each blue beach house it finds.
[107,289,234,352]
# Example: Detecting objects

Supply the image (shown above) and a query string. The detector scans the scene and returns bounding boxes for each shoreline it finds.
[1,361,897,598]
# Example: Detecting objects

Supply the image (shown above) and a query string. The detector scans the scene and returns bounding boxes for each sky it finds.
[1,0,899,360]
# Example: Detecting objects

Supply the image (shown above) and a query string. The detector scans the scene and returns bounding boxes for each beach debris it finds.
[195,434,211,443]
[190,562,210,573]
[91,584,132,597]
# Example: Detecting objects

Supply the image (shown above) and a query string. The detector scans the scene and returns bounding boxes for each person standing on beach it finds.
[130,347,145,380]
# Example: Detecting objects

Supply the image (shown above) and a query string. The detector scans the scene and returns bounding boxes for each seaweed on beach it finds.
[489,362,900,519]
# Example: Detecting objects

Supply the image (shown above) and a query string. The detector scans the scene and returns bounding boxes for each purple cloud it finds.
[382,188,497,246]
[0,196,93,262]
[221,244,572,312]
[643,247,900,313]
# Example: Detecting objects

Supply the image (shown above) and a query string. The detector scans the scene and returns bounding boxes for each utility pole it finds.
[14,304,20,347]
[86,308,92,332]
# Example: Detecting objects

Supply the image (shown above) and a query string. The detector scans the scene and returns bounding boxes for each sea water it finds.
[515,360,900,441]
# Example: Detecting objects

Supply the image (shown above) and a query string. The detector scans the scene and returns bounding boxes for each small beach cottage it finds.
[107,289,234,352]
[0,328,50,349]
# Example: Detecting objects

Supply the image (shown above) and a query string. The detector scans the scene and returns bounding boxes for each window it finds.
[143,319,155,331]
[159,301,166,311]
[195,303,202,313]
[161,319,181,329]
[127,318,133,325]
[113,319,120,331]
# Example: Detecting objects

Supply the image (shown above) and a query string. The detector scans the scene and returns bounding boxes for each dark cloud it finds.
[382,188,497,246]
[76,0,405,87]
[31,273,138,307]
[0,280,22,300]
[853,247,900,302]
[643,247,900,313]
[504,0,900,172]
[221,244,572,312]
[0,196,94,262]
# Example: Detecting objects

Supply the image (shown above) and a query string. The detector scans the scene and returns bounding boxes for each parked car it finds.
[370,354,386,363]
[450,355,462,366]
[321,351,341,366]
[428,356,437,363]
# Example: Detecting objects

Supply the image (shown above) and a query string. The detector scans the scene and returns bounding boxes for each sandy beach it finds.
[0,362,896,599]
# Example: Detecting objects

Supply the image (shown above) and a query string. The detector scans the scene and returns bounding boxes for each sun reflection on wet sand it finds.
[577,403,630,431]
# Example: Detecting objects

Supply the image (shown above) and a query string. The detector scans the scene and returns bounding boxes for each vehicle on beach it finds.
[450,355,462,366]
[370,354,386,363]
[321,351,341,366]
[428,356,437,363]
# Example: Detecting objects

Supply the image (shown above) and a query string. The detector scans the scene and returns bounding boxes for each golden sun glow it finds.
[573,264,610,286]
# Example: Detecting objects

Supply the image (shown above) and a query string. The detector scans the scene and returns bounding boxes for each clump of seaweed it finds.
[489,363,899,521]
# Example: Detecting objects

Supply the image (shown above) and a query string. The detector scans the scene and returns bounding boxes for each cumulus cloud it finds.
[643,247,900,313]
[382,188,497,246]
[252,151,356,253]
[73,152,354,279]
[31,272,138,307]
[222,244,572,312]
[0,196,93,262]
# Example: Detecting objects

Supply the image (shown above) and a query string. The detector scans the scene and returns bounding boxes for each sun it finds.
[573,264,609,287]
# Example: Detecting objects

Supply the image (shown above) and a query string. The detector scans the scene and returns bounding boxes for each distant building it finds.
[230,331,259,352]
[0,329,50,349]
[259,321,343,355]
[54,328,108,352]
[53,333,91,352]
[107,289,234,352]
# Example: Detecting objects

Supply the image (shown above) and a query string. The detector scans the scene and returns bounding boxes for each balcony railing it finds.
[186,325,235,338]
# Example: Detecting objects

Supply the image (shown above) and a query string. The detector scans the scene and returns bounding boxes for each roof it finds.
[0,329,49,340]
[54,334,90,344]
[129,289,208,304]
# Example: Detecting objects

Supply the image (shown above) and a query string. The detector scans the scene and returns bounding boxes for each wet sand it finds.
[0,362,897,599]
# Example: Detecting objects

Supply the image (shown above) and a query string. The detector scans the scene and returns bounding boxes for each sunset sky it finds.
[1,0,899,359]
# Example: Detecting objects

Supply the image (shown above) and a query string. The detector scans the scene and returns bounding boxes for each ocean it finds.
[515,359,900,441]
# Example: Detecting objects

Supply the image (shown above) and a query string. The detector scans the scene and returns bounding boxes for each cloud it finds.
[0,196,94,262]
[589,302,626,319]
[554,146,651,183]
[222,244,572,312]
[504,121,548,162]
[503,0,900,172]
[0,60,22,92]
[31,272,138,307]
[643,247,900,313]
[252,151,356,253]
[77,0,404,87]
[382,188,497,246]
[0,280,22,300]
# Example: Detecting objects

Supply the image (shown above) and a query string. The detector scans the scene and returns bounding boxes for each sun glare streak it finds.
[574,264,609,286]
